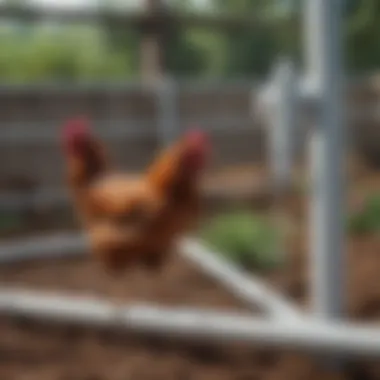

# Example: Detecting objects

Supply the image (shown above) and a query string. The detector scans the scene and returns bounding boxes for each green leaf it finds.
[348,193,380,235]
[201,211,284,272]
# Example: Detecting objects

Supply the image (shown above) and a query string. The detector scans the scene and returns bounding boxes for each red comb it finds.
[184,127,209,148]
[61,116,91,154]
[62,116,89,140]
[182,126,210,170]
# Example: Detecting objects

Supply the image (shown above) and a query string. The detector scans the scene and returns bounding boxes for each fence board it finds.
[0,79,378,189]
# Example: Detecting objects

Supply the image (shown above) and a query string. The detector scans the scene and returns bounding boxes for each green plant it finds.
[200,211,284,272]
[348,193,380,235]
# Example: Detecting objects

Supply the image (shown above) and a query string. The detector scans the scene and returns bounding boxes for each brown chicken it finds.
[61,117,210,273]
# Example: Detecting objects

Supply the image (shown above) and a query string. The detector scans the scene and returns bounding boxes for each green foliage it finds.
[0,25,137,83]
[211,0,275,16]
[0,0,379,81]
[185,29,226,77]
[348,193,380,235]
[345,0,380,74]
[201,211,284,272]
[222,27,277,78]
[165,25,209,76]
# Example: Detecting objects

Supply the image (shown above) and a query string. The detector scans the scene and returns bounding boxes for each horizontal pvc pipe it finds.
[0,288,380,358]
[0,233,303,321]
[0,233,85,264]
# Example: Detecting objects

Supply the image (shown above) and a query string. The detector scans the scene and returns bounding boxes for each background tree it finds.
[0,0,378,82]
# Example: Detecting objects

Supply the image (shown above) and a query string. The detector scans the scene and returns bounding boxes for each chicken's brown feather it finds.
[62,119,209,273]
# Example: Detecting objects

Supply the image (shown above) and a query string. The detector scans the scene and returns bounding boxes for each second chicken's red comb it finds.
[62,116,91,153]
[181,127,210,170]
[184,127,209,148]
[62,116,89,140]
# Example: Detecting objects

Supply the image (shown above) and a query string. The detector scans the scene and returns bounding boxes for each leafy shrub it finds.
[201,211,284,272]
[0,25,137,83]
[348,193,380,235]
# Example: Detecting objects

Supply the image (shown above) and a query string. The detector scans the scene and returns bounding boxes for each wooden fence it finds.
[0,77,379,191]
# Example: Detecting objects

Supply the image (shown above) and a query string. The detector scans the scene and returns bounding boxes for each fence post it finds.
[304,0,345,321]
[156,76,179,147]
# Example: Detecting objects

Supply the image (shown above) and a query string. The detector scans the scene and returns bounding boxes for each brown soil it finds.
[0,254,249,311]
[0,252,357,380]
[1,160,380,379]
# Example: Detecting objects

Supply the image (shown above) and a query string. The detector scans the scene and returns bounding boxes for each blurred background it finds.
[2,1,380,379]
[0,0,379,233]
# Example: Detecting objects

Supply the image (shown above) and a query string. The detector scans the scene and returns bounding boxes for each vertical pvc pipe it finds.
[304,0,345,320]
[270,58,297,193]
[265,59,298,268]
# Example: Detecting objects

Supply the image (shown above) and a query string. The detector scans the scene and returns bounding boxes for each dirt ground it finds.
[2,160,380,379]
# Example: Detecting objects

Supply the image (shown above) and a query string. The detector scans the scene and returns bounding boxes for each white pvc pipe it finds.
[304,0,345,320]
[1,288,380,358]
[0,233,85,264]
[257,76,319,115]
[0,233,303,321]
[181,239,304,322]
[267,59,298,191]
